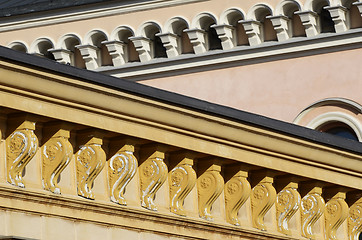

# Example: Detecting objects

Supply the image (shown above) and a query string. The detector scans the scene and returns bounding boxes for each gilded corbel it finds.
[42,124,73,194]
[197,160,224,221]
[348,197,362,240]
[169,153,196,216]
[6,116,38,187]
[108,139,138,205]
[76,131,106,199]
[139,146,168,211]
[325,191,349,240]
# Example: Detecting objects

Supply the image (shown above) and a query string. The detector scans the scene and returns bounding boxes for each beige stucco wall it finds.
[140,47,362,122]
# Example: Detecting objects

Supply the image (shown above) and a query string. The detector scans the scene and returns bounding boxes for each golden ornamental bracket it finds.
[301,186,325,239]
[325,191,349,240]
[169,154,196,216]
[6,119,38,188]
[42,127,73,194]
[276,181,301,235]
[76,132,106,199]
[224,168,251,226]
[197,161,224,221]
[251,174,277,231]
[108,140,138,205]
[348,197,362,240]
[139,146,168,211]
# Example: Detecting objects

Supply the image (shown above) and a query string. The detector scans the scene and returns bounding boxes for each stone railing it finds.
[0,52,361,239]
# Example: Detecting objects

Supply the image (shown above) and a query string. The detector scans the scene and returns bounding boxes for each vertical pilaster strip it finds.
[348,197,362,240]
[139,146,168,211]
[169,153,196,216]
[197,161,223,221]
[251,175,277,230]
[224,168,251,225]
[276,181,301,235]
[42,125,73,194]
[301,186,325,239]
[6,117,38,188]
[76,132,106,199]
[108,139,138,205]
[325,191,349,240]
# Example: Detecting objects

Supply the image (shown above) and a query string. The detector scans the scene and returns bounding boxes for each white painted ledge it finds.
[95,29,362,81]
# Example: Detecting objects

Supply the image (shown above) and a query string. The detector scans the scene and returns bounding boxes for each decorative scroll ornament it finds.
[301,187,325,239]
[108,143,138,205]
[224,170,251,225]
[197,163,223,221]
[169,157,196,216]
[42,129,73,194]
[276,182,301,235]
[6,120,38,187]
[76,136,106,199]
[140,150,168,211]
[348,198,362,240]
[251,176,276,230]
[325,192,348,240]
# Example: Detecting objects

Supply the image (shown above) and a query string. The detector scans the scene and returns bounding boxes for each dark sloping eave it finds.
[1,46,362,154]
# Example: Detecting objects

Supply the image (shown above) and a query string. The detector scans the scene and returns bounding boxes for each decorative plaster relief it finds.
[6,120,38,188]
[296,11,319,37]
[348,197,362,240]
[251,175,276,230]
[325,192,348,240]
[42,128,73,194]
[301,186,325,239]
[325,6,348,33]
[197,162,223,221]
[224,169,251,225]
[211,24,235,50]
[129,36,152,62]
[108,142,138,205]
[169,156,196,216]
[183,28,207,54]
[76,136,106,199]
[139,148,168,211]
[276,182,301,235]
[239,20,262,46]
[102,40,127,66]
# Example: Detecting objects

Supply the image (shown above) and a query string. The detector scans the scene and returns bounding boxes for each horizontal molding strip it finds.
[0,0,208,33]
[98,29,362,81]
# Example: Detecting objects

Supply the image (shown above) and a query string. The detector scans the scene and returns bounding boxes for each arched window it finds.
[318,122,359,140]
[154,35,167,58]
[320,7,335,33]
[207,26,222,50]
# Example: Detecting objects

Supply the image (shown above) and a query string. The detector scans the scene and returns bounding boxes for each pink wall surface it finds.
[140,48,362,123]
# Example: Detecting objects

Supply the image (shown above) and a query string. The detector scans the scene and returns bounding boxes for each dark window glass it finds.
[324,126,358,141]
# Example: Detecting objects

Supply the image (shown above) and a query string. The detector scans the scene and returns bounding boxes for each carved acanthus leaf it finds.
[140,150,168,211]
[169,157,196,216]
[6,121,38,188]
[224,170,251,225]
[42,129,73,194]
[76,137,106,199]
[109,143,138,205]
[197,163,224,221]
[301,187,325,239]
[325,192,349,240]
[348,198,362,240]
[251,176,276,230]
[276,182,301,235]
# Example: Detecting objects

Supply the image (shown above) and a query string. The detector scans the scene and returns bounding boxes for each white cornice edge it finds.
[0,0,208,33]
[97,29,362,81]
